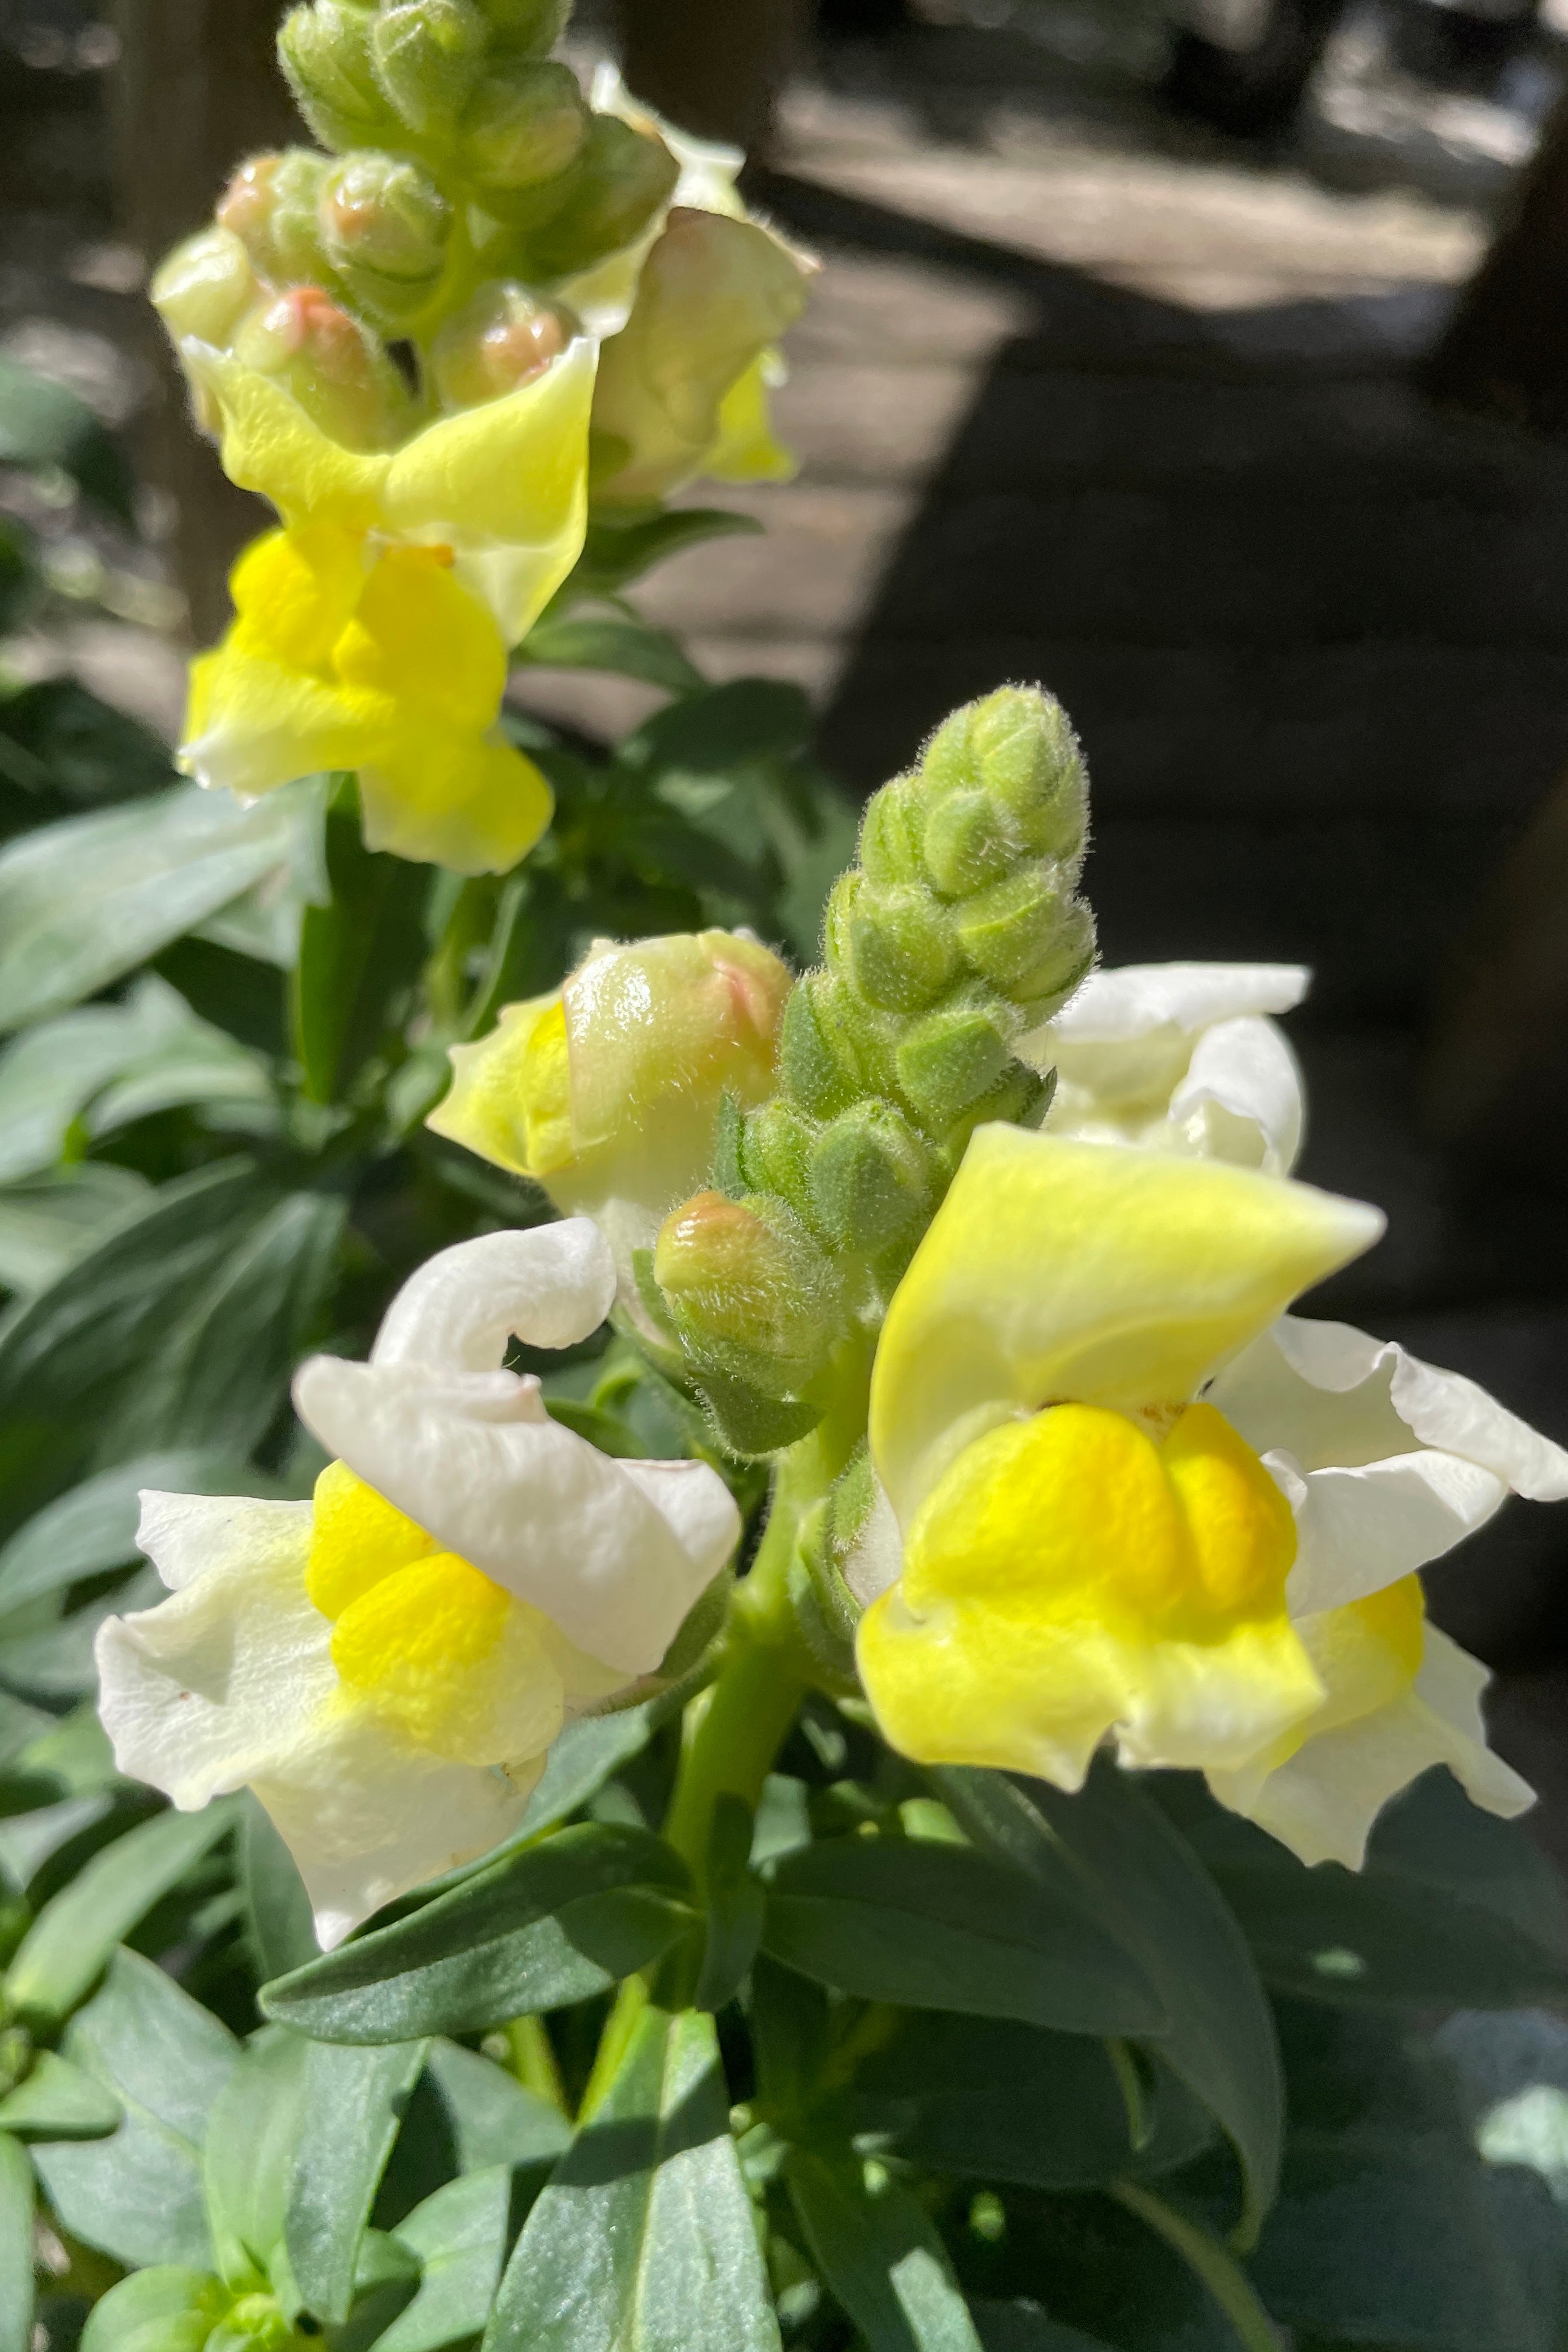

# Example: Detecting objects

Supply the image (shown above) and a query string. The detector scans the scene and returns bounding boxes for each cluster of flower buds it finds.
[651,686,1097,1450]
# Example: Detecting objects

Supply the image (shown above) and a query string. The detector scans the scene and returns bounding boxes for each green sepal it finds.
[807,1096,938,1253]
[690,1363,822,1459]
[896,985,1017,1133]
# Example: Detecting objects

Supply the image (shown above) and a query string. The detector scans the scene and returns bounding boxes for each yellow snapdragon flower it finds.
[851,1128,1565,1863]
[167,298,596,873]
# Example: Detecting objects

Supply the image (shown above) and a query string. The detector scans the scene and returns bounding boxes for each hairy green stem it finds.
[1111,2181,1282,2352]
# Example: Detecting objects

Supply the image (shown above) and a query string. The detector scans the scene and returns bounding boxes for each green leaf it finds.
[286,2038,427,2323]
[0,357,133,521]
[940,1763,1282,2244]
[6,1796,240,2023]
[511,1701,661,1842]
[0,2129,32,2352]
[0,1160,271,1432]
[485,2004,780,2352]
[293,777,431,1105]
[623,678,814,781]
[0,976,274,1185]
[1168,1767,1568,2012]
[203,2027,310,2294]
[0,2049,121,2139]
[0,1164,150,1299]
[761,1835,1164,2036]
[0,675,173,817]
[838,2014,1209,2193]
[377,2167,512,2352]
[240,1792,319,1982]
[0,780,320,1033]
[79,2268,229,2352]
[787,2148,986,2352]
[423,2038,572,2173]
[0,1448,268,1617]
[102,1188,346,1459]
[518,610,704,696]
[263,1824,696,2044]
[31,1949,239,2271]
[569,506,761,600]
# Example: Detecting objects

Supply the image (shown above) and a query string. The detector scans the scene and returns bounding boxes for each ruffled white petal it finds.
[1263,1445,1508,1617]
[292,1354,734,1675]
[1207,1626,1533,1870]
[1217,1315,1568,1499]
[96,1495,332,1812]
[371,1220,616,1371]
[1041,961,1310,1044]
[1169,1014,1305,1175]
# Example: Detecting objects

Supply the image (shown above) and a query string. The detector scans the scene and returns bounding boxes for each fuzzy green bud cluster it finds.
[652,685,1096,1451]
[275,0,674,298]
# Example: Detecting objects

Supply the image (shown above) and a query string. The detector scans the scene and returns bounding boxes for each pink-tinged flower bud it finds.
[231,287,412,452]
[429,280,572,409]
[317,151,452,327]
[217,149,334,291]
[653,1189,840,1387]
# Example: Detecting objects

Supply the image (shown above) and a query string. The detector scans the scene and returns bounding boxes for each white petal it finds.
[96,1508,334,1813]
[1212,1315,1568,1499]
[1169,1015,1305,1176]
[135,1490,313,1593]
[249,1707,544,1951]
[371,1220,616,1372]
[1043,962,1311,1043]
[1271,1446,1508,1616]
[1206,1626,1532,1870]
[842,1478,902,1607]
[293,1354,733,1675]
[617,1458,742,1592]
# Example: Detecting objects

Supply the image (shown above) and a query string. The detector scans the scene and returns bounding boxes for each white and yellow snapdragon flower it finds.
[95,1221,738,1949]
[1023,960,1310,1176]
[158,255,596,873]
[848,1127,1567,1869]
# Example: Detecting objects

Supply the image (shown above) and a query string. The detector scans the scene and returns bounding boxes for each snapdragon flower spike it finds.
[849,1127,1567,1866]
[94,1222,738,1949]
[1021,960,1310,1177]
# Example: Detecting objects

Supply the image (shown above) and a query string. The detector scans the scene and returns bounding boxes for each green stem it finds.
[1111,2181,1282,2352]
[496,2014,568,2115]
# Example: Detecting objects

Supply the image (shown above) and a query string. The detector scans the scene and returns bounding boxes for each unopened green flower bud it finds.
[429,279,572,409]
[921,785,1013,900]
[461,59,589,195]
[922,685,1088,865]
[477,0,569,54]
[832,873,957,1014]
[318,151,452,324]
[654,1190,840,1390]
[779,972,865,1121]
[520,114,677,280]
[151,227,260,354]
[371,0,489,137]
[807,1099,938,1254]
[231,286,411,451]
[738,1096,816,1222]
[954,863,1095,1009]
[895,985,1017,1132]
[858,775,924,887]
[278,1,400,153]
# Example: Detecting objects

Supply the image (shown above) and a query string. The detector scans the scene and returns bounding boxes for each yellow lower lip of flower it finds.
[857,1400,1324,1786]
[307,1462,564,1769]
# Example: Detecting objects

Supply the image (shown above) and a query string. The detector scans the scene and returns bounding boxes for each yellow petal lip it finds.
[871,1125,1384,1524]
[857,1399,1322,1788]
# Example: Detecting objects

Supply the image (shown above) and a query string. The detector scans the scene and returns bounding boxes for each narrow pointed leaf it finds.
[0,2049,120,2139]
[286,2038,427,2324]
[485,2005,779,2351]
[786,2147,984,2352]
[0,2131,32,2352]
[376,2167,512,2352]
[5,1796,240,2023]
